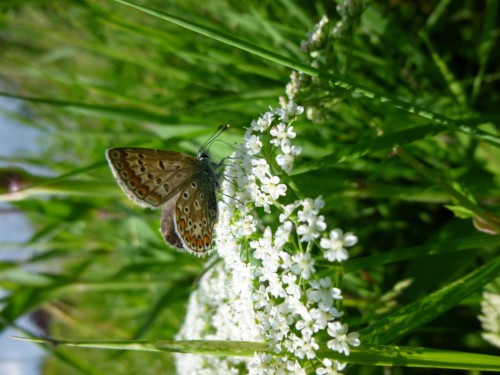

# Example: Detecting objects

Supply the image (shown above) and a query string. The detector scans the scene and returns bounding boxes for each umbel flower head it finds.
[175,101,360,374]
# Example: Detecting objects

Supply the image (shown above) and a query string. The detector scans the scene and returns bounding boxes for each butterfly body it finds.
[106,147,221,255]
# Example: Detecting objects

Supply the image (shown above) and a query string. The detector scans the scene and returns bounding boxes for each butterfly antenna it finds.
[212,139,238,151]
[200,124,230,152]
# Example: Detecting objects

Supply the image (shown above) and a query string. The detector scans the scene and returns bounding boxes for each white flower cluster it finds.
[479,288,500,348]
[175,259,261,374]
[288,0,372,122]
[300,15,330,53]
[175,102,360,374]
[332,0,371,37]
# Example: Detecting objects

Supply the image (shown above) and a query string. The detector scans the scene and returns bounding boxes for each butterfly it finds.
[105,129,226,255]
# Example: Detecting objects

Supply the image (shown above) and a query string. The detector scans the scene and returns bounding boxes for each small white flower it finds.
[306,277,343,312]
[282,143,302,156]
[245,134,263,155]
[279,249,292,269]
[279,202,299,223]
[286,360,307,374]
[327,322,361,355]
[253,189,272,213]
[242,215,258,235]
[291,145,302,155]
[310,308,333,332]
[276,153,295,173]
[286,296,310,321]
[254,285,271,310]
[292,335,319,359]
[253,111,275,132]
[271,314,291,341]
[316,358,346,375]
[298,196,325,222]
[297,215,326,242]
[296,315,314,340]
[275,102,304,122]
[265,273,286,298]
[232,214,257,237]
[286,285,303,303]
[285,71,301,100]
[248,352,273,375]
[270,123,297,149]
[250,227,273,260]
[282,271,298,286]
[320,229,357,262]
[290,252,316,280]
[275,221,293,247]
[251,158,270,180]
[261,175,287,200]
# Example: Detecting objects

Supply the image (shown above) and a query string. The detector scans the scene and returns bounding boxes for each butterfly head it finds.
[197,150,210,161]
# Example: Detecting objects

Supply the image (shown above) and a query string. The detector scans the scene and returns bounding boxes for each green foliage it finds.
[1,0,499,374]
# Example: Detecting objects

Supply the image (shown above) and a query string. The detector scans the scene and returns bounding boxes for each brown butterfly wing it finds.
[160,193,184,249]
[173,178,218,255]
[106,148,198,208]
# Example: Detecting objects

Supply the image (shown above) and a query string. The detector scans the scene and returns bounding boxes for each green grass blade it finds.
[345,235,500,272]
[344,345,500,370]
[359,256,500,344]
[15,337,500,370]
[111,0,317,76]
